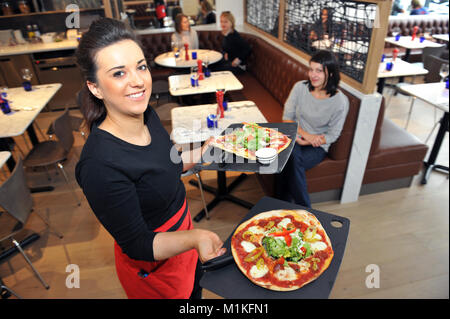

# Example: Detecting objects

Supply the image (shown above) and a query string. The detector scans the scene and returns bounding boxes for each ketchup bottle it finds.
[184,43,189,60]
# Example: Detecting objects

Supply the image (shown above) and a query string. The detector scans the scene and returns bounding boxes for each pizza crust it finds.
[231,209,334,291]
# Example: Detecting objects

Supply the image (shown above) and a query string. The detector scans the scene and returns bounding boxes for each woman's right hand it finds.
[193,229,226,263]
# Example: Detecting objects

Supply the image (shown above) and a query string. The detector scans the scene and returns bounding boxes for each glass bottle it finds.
[2,2,14,15]
[26,25,34,39]
[33,24,41,38]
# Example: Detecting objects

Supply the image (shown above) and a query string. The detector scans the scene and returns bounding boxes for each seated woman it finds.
[410,0,429,15]
[215,11,251,74]
[171,13,199,50]
[277,50,349,208]
[201,1,216,24]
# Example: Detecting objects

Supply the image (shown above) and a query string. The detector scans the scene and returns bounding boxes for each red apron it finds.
[114,199,198,299]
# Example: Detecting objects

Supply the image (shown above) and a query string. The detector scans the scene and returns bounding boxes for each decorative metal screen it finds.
[246,0,280,38]
[283,0,378,82]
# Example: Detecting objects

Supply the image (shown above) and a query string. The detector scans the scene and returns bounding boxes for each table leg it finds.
[190,171,254,222]
[377,78,386,94]
[421,111,449,184]
[26,125,39,146]
[397,48,412,87]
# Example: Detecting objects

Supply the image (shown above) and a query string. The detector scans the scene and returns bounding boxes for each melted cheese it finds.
[248,226,264,235]
[274,266,297,281]
[277,218,292,229]
[310,241,327,252]
[241,241,256,253]
[249,264,269,278]
[298,260,310,273]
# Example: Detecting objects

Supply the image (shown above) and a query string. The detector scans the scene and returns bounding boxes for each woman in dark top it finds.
[216,11,251,74]
[201,1,216,24]
[75,18,225,299]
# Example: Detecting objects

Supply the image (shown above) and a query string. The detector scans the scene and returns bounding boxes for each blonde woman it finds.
[216,11,251,74]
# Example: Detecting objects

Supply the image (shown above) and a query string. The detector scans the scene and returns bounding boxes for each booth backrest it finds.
[387,14,449,36]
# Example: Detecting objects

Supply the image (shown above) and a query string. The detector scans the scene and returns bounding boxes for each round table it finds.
[154,49,223,68]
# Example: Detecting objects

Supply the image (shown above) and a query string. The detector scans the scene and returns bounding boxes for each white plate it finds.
[255,147,277,159]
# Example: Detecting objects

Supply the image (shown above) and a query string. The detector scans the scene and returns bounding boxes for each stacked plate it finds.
[255,147,277,165]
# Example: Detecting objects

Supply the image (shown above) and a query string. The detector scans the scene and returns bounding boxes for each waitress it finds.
[75,18,225,299]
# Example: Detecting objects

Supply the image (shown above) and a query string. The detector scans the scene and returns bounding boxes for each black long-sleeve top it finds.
[75,106,186,262]
[222,30,251,65]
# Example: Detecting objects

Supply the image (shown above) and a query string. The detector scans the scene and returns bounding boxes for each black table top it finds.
[196,122,298,175]
[200,196,350,299]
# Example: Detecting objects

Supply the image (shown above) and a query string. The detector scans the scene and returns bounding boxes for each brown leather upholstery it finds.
[384,15,449,61]
[140,30,428,196]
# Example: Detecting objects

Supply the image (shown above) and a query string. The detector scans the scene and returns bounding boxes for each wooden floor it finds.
[0,81,448,299]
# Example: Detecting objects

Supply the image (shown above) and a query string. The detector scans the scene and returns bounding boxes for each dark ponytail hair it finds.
[307,50,340,97]
[76,18,144,132]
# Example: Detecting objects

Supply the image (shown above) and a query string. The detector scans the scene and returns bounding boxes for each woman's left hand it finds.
[201,136,215,155]
[231,58,241,67]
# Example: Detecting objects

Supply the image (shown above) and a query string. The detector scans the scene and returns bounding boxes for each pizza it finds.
[209,122,291,160]
[231,209,334,291]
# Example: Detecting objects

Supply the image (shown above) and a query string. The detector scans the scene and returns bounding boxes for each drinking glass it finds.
[391,27,401,37]
[172,41,180,59]
[21,68,33,81]
[439,64,449,82]
[21,68,33,91]
[190,66,199,87]
[392,27,401,40]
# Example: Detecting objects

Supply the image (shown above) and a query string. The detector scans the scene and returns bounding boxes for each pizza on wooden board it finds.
[209,122,291,160]
[231,209,334,291]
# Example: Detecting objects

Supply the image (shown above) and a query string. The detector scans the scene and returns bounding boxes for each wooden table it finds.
[154,49,222,68]
[169,71,243,97]
[171,101,268,221]
[377,58,428,94]
[399,82,449,184]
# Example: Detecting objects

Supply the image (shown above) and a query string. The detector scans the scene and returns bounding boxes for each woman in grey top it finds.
[171,13,199,50]
[278,50,349,207]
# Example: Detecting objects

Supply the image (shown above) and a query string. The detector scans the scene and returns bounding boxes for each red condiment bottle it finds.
[184,43,189,60]
[412,26,419,41]
[393,48,399,61]
[197,59,204,80]
[216,90,224,118]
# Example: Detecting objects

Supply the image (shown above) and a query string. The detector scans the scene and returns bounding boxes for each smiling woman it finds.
[74,18,225,299]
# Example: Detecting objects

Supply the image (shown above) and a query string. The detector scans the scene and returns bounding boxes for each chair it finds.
[155,102,180,133]
[0,158,63,290]
[1,276,22,299]
[152,80,170,106]
[46,92,87,141]
[23,109,81,206]
[181,169,210,220]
